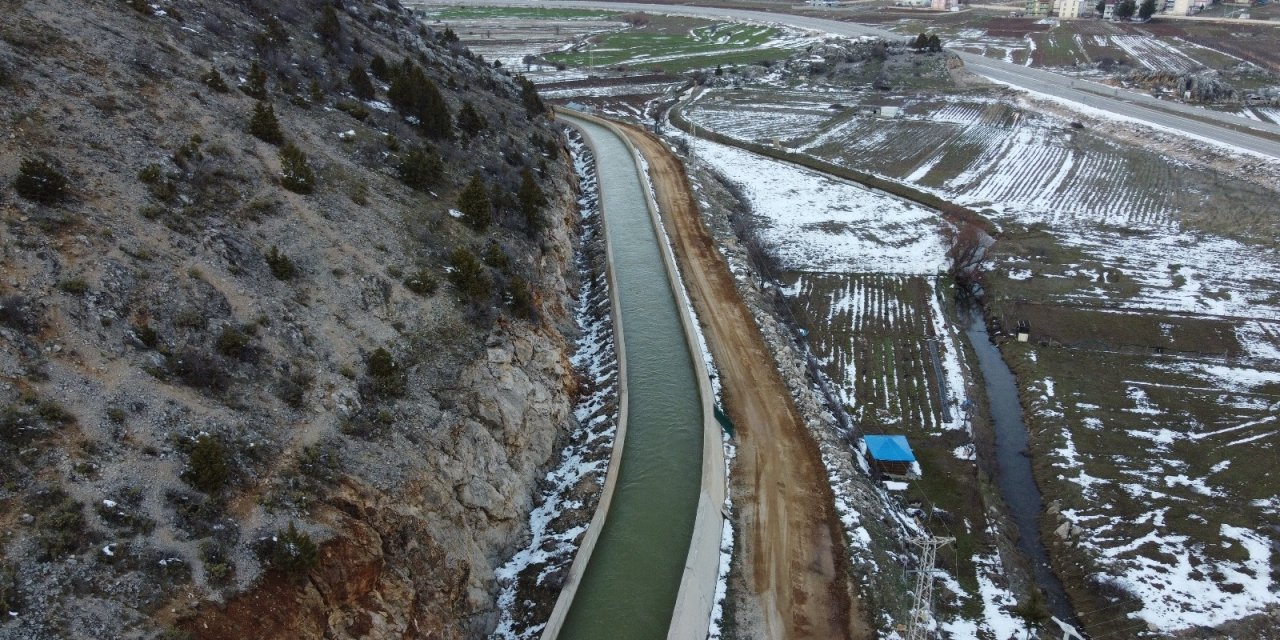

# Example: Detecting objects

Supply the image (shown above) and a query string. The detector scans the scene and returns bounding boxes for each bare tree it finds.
[943,221,988,297]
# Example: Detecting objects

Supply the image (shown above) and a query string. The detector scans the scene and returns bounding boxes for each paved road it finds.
[424,0,1280,159]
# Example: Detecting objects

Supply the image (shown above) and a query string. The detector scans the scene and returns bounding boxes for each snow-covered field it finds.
[685,89,1280,322]
[684,136,947,274]
[1022,346,1280,633]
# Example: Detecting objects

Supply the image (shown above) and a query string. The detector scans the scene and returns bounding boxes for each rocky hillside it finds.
[0,1,583,638]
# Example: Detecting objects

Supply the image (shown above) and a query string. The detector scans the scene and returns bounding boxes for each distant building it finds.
[931,0,960,9]
[807,0,843,6]
[1027,0,1055,15]
[1055,0,1088,16]
[863,435,919,478]
[859,103,902,118]
[1103,0,1118,19]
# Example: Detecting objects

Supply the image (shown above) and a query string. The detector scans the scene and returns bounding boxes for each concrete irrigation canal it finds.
[544,113,722,640]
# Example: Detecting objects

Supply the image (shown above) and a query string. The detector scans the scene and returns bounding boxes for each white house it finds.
[1055,0,1087,16]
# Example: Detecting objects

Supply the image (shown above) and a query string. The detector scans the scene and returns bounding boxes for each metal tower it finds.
[905,535,954,640]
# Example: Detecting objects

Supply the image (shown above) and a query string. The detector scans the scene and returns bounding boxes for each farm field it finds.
[542,14,815,73]
[412,4,625,71]
[680,47,1280,632]
[995,325,1280,634]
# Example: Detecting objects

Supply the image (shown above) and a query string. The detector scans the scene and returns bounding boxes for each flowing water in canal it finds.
[558,116,704,639]
[963,306,1078,625]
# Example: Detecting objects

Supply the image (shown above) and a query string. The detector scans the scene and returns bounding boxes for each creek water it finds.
[963,306,1078,624]
[557,117,704,639]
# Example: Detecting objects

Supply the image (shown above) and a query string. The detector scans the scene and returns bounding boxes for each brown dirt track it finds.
[617,123,871,639]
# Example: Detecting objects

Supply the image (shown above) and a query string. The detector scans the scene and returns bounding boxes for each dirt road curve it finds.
[618,124,870,639]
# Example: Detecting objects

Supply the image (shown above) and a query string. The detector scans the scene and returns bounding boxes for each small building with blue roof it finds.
[863,434,918,478]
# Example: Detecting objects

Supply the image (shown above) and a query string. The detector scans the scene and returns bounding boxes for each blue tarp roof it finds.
[864,435,916,463]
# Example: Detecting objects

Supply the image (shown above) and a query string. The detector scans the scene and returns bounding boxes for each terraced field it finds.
[784,274,951,433]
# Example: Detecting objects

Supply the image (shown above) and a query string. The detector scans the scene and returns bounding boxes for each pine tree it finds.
[271,522,318,575]
[242,61,268,99]
[457,172,491,230]
[13,158,69,204]
[249,101,285,145]
[396,146,443,192]
[456,101,486,138]
[1137,0,1156,19]
[927,34,942,52]
[348,64,375,100]
[315,5,341,47]
[279,143,315,194]
[202,67,230,93]
[447,247,490,303]
[517,168,546,234]
[185,435,230,494]
[369,54,390,81]
[388,60,452,139]
[913,33,929,51]
[516,76,544,117]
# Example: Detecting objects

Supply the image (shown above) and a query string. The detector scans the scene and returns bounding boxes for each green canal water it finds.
[558,116,704,639]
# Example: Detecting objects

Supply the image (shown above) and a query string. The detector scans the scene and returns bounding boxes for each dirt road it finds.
[618,124,870,639]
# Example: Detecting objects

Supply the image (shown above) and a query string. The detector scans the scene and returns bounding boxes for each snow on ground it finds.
[686,137,946,274]
[927,280,970,432]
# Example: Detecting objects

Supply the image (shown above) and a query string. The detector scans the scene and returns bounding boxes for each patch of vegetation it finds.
[269,521,318,575]
[215,326,252,361]
[388,59,452,139]
[35,401,74,425]
[447,246,491,304]
[335,98,370,121]
[456,172,491,230]
[133,322,159,348]
[267,441,342,514]
[396,145,443,192]
[201,67,229,93]
[364,347,405,399]
[249,100,285,145]
[57,278,88,295]
[265,245,296,280]
[518,168,546,234]
[278,143,315,194]
[166,347,231,392]
[0,295,41,333]
[96,486,155,536]
[348,64,374,100]
[403,268,439,296]
[183,435,230,494]
[456,101,486,139]
[516,76,544,117]
[199,540,234,586]
[275,367,314,409]
[13,157,69,204]
[31,486,90,561]
[240,61,268,100]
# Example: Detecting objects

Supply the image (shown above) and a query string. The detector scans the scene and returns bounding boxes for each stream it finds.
[963,306,1079,625]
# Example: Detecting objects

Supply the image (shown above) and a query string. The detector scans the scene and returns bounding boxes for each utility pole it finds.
[905,535,954,640]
